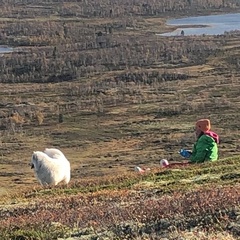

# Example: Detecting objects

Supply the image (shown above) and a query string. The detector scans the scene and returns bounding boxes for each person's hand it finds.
[179,149,191,158]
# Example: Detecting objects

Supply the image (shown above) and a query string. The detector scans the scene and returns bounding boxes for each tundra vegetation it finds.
[0,0,240,239]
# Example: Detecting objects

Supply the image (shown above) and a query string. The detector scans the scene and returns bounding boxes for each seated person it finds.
[180,119,219,163]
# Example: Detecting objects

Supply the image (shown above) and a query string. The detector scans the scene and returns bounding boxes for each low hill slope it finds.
[0,156,239,239]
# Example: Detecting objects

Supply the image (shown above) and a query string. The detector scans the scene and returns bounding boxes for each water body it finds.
[159,12,240,36]
[0,46,13,54]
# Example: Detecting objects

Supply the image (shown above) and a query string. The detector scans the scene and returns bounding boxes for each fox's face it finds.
[30,152,41,171]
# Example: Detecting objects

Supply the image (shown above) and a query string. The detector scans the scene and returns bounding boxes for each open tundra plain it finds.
[0,0,240,239]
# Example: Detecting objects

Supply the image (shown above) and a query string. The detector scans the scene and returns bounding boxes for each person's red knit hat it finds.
[195,119,211,132]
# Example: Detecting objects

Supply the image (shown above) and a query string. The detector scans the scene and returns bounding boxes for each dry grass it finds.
[0,162,239,238]
[0,2,240,239]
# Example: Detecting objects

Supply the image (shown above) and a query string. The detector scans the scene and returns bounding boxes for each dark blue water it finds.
[0,46,13,54]
[159,13,240,36]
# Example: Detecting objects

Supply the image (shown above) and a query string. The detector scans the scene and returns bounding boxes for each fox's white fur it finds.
[30,148,70,186]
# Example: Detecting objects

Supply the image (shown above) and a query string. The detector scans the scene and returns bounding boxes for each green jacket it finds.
[190,134,218,163]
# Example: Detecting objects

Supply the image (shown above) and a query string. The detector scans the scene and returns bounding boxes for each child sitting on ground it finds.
[180,119,219,163]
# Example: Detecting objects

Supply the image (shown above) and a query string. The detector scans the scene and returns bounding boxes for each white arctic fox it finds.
[30,148,71,186]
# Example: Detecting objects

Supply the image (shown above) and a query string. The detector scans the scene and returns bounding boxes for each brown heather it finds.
[0,0,240,239]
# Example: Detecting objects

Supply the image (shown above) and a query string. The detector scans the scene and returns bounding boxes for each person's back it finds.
[190,133,218,163]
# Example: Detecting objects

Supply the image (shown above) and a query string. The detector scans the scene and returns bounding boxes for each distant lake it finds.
[159,12,240,36]
[0,46,13,54]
